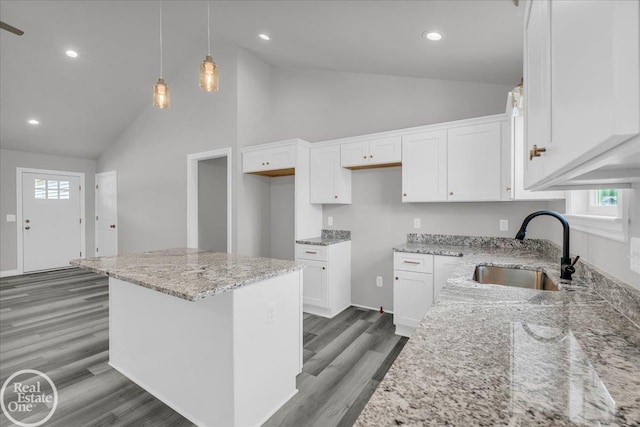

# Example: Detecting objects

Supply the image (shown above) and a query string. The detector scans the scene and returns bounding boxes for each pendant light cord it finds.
[159,1,163,78]
[207,2,211,55]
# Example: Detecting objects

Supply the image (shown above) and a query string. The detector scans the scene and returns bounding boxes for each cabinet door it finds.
[523,0,551,188]
[302,260,328,308]
[433,255,461,301]
[447,122,502,201]
[401,130,447,202]
[264,146,295,171]
[341,141,369,168]
[242,151,268,173]
[368,136,402,165]
[310,146,351,204]
[393,271,433,328]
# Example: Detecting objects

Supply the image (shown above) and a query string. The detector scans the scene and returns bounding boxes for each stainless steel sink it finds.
[473,265,558,291]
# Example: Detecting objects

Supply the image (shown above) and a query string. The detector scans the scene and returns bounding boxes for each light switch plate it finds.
[500,219,509,231]
[6,214,16,222]
[630,237,640,274]
[376,276,383,287]
[413,218,421,229]
[327,216,333,226]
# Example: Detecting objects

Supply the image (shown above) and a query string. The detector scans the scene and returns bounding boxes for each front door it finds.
[95,172,118,257]
[22,172,82,272]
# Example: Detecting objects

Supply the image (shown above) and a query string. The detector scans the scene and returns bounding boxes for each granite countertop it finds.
[296,229,351,246]
[394,242,464,257]
[357,237,640,426]
[71,248,303,301]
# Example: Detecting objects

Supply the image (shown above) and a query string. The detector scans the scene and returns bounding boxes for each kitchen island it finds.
[72,248,304,427]
[357,235,640,426]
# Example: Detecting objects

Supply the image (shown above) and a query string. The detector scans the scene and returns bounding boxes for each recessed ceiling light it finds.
[258,33,270,41]
[422,31,444,41]
[65,50,78,58]
[27,119,40,125]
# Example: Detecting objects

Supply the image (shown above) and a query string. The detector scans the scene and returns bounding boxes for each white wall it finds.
[198,157,227,252]
[97,45,239,255]
[268,67,514,143]
[323,167,560,311]
[0,148,96,272]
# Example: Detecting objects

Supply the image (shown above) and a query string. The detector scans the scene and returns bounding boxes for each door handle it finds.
[25,226,31,230]
[110,224,116,229]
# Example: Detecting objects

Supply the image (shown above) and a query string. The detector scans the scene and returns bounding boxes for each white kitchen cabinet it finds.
[402,130,447,202]
[523,0,640,189]
[296,241,351,318]
[341,136,402,169]
[243,145,295,175]
[447,122,503,201]
[402,118,507,203]
[309,145,352,204]
[510,116,564,200]
[393,252,434,337]
[433,255,461,301]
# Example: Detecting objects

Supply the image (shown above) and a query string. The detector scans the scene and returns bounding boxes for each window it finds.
[35,179,70,200]
[566,189,629,242]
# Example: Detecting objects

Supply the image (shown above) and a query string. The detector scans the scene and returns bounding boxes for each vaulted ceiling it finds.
[0,1,522,159]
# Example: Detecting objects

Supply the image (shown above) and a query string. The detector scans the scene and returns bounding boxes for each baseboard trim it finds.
[351,303,394,314]
[0,270,20,278]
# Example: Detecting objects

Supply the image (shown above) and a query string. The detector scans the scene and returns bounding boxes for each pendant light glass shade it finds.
[199,54,219,92]
[153,78,170,109]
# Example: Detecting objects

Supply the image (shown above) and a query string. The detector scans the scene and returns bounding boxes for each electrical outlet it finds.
[500,219,509,231]
[376,276,383,287]
[328,216,333,226]
[631,237,640,274]
[6,214,16,222]
[413,218,421,229]
[267,302,276,324]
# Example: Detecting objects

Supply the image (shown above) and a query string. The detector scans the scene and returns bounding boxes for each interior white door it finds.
[96,172,118,257]
[22,172,82,272]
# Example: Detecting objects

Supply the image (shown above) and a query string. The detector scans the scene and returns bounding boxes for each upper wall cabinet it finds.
[523,0,640,190]
[341,136,402,169]
[243,145,295,176]
[447,122,503,201]
[310,146,352,204]
[402,117,509,203]
[402,131,447,202]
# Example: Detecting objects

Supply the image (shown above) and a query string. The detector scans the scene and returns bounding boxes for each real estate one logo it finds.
[0,369,58,427]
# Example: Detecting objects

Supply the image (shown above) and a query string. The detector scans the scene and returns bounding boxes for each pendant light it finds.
[153,2,170,109]
[199,2,219,92]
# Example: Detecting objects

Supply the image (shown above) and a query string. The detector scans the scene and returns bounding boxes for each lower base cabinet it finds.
[296,241,351,318]
[393,252,461,337]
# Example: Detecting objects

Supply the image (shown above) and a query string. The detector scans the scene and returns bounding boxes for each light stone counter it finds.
[357,235,640,426]
[71,248,302,301]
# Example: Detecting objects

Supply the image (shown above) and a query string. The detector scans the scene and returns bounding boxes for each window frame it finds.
[565,189,629,242]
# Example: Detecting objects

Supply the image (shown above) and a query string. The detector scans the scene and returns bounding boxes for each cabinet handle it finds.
[403,193,407,197]
[305,251,318,254]
[334,195,338,199]
[529,145,546,161]
[369,155,373,158]
[395,277,399,280]
[322,267,326,270]
[363,155,367,159]
[403,260,421,265]
[266,161,270,165]
[261,162,265,165]
[449,192,454,196]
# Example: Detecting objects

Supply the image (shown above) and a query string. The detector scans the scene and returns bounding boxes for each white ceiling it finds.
[0,1,523,159]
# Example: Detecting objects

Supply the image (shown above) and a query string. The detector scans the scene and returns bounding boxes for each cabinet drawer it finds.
[393,252,433,273]
[296,244,328,261]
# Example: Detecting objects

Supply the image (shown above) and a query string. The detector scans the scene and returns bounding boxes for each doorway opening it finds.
[187,148,232,252]
[16,167,86,274]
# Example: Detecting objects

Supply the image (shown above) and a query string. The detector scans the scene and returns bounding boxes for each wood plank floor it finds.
[0,269,407,426]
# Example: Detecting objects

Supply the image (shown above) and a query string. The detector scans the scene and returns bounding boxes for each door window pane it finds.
[34,179,46,199]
